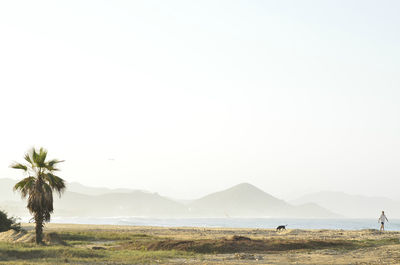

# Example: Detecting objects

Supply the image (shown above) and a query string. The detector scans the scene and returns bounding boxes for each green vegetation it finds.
[0,242,191,265]
[0,230,194,265]
[11,147,66,244]
[58,231,153,243]
[0,210,21,232]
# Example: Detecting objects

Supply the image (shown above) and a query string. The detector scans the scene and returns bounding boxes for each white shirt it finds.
[379,214,388,223]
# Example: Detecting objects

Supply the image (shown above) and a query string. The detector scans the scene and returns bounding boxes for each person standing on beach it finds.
[378,211,389,231]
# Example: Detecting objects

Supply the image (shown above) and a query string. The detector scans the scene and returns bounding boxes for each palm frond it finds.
[43,173,66,196]
[45,159,65,171]
[14,177,36,198]
[24,153,33,166]
[10,163,28,171]
[27,183,54,222]
[37,147,48,167]
[31,148,39,167]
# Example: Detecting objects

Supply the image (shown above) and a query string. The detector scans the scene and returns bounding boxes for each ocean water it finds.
[48,217,400,231]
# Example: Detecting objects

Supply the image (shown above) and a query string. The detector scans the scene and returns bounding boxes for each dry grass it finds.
[125,236,357,253]
[1,223,400,264]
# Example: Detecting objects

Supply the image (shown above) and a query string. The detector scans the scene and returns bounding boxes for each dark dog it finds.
[276,225,287,231]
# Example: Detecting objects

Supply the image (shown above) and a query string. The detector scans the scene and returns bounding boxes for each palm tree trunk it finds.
[34,214,44,244]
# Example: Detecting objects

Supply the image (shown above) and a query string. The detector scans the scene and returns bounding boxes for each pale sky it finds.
[1,0,399,200]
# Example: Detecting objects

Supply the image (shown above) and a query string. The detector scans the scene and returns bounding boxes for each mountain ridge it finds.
[189,182,338,218]
[291,191,400,218]
[0,178,338,218]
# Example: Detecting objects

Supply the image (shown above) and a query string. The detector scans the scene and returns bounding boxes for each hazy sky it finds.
[1,0,399,200]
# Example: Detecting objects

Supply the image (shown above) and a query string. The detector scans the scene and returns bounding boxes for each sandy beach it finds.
[1,223,399,264]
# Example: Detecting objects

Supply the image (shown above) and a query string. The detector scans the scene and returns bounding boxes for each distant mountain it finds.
[1,190,189,218]
[53,191,189,217]
[0,178,134,201]
[189,183,338,218]
[0,179,187,217]
[0,178,26,217]
[66,182,137,196]
[288,202,339,218]
[0,178,338,218]
[291,191,400,218]
[0,178,21,202]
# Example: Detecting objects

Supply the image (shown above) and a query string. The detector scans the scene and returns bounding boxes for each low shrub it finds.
[0,210,21,232]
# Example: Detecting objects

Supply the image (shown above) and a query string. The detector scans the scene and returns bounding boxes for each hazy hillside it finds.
[292,191,400,218]
[0,178,21,202]
[0,178,188,217]
[53,191,189,217]
[189,183,287,217]
[189,183,338,218]
[67,182,136,196]
[0,178,338,218]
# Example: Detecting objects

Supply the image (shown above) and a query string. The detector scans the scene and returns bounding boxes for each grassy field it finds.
[1,224,400,264]
[0,228,194,264]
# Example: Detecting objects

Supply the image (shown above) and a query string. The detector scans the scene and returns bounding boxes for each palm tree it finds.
[11,147,66,244]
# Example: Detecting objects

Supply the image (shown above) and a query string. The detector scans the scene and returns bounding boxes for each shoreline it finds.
[38,218,400,232]
[34,218,400,232]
